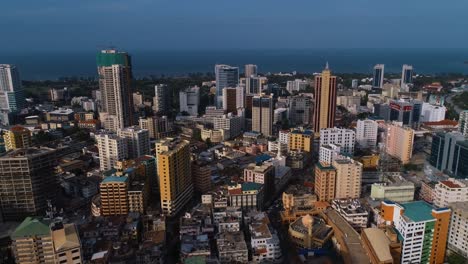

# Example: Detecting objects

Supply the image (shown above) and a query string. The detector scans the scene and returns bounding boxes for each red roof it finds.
[228,188,242,195]
[440,180,461,188]
[423,120,458,126]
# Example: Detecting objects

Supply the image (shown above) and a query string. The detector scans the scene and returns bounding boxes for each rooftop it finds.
[11,217,50,239]
[102,175,128,184]
[1,147,55,159]
[52,224,81,252]
[362,228,393,263]
[316,162,336,171]
[401,201,435,222]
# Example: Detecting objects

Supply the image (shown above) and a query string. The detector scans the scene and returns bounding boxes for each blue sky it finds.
[2,0,468,52]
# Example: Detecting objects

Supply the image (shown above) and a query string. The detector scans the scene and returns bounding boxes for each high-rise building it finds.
[222,87,238,114]
[458,110,468,136]
[139,115,172,139]
[372,64,385,88]
[288,95,313,126]
[355,119,378,148]
[0,64,25,125]
[100,176,129,216]
[215,65,239,108]
[318,144,341,164]
[3,126,32,151]
[380,201,451,264]
[388,99,423,126]
[314,162,337,201]
[252,94,273,137]
[11,217,82,264]
[95,133,128,171]
[245,64,258,77]
[313,63,337,132]
[155,138,193,216]
[245,76,265,95]
[448,202,468,258]
[429,132,465,173]
[117,126,150,159]
[96,49,134,131]
[288,128,313,153]
[179,86,200,116]
[401,64,413,88]
[153,84,172,113]
[319,127,356,155]
[333,158,362,199]
[0,148,57,221]
[452,141,468,178]
[385,122,414,164]
[433,178,468,208]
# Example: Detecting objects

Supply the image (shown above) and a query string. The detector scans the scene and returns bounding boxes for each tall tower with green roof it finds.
[97,49,134,131]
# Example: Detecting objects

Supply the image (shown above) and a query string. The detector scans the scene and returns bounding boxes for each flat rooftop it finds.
[401,201,434,222]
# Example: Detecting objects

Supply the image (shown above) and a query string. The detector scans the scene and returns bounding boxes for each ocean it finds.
[1,49,468,80]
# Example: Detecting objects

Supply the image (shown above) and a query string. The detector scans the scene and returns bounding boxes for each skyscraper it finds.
[222,87,238,114]
[155,138,193,216]
[458,110,468,136]
[153,84,172,114]
[215,65,239,108]
[0,64,25,125]
[313,63,337,133]
[315,162,337,201]
[355,119,378,148]
[97,49,134,131]
[372,64,385,89]
[252,94,273,137]
[244,64,258,77]
[179,86,200,116]
[0,147,58,221]
[401,64,413,88]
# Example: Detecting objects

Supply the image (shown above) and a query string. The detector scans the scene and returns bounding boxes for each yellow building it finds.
[156,138,193,216]
[333,158,363,199]
[313,63,337,133]
[288,128,314,152]
[314,162,336,201]
[99,176,129,216]
[385,122,414,165]
[3,126,32,151]
[11,217,82,264]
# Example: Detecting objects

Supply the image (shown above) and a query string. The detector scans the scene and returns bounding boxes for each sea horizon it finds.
[2,48,468,80]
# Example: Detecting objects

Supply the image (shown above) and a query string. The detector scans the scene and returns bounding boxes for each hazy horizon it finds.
[2,0,468,52]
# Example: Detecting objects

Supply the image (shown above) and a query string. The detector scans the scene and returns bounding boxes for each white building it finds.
[356,119,378,148]
[370,176,415,202]
[459,110,468,136]
[448,202,468,258]
[332,199,369,228]
[278,130,290,145]
[274,108,288,124]
[246,212,282,263]
[268,141,288,154]
[286,79,308,93]
[179,86,200,116]
[420,103,446,122]
[320,127,356,155]
[213,113,244,139]
[433,178,468,208]
[319,144,341,164]
[0,64,25,125]
[117,126,151,159]
[96,133,128,171]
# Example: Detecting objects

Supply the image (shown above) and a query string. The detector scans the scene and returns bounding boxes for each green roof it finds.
[316,162,336,171]
[242,182,263,192]
[96,51,130,67]
[11,217,50,239]
[401,201,435,222]
[184,256,206,264]
[102,175,128,183]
